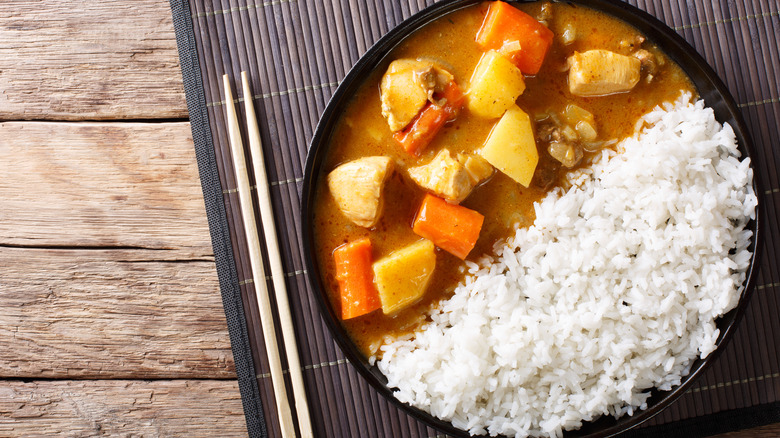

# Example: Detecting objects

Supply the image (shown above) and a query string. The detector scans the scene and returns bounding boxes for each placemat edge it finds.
[169,1,267,436]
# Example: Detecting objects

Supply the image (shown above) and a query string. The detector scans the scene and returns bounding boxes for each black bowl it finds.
[301,1,764,436]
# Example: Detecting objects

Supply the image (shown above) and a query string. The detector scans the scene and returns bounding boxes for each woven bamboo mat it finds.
[169,0,780,436]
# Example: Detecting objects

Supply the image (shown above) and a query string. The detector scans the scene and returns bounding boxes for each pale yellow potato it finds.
[479,105,538,187]
[372,239,436,315]
[467,50,526,119]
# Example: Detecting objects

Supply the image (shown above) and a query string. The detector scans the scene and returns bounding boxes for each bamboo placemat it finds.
[169,0,780,436]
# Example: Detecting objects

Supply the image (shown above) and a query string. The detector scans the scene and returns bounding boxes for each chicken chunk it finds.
[408,149,491,204]
[457,153,494,185]
[380,59,455,132]
[327,156,393,228]
[567,50,641,96]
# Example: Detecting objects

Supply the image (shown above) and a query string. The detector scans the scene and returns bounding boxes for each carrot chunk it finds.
[412,194,485,260]
[393,81,464,156]
[333,237,381,319]
[475,1,554,75]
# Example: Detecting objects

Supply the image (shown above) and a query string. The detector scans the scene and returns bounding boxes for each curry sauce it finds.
[313,1,695,357]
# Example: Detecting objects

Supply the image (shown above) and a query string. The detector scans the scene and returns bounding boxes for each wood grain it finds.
[0,0,187,121]
[0,122,211,257]
[0,121,231,378]
[0,380,246,436]
[0,246,234,379]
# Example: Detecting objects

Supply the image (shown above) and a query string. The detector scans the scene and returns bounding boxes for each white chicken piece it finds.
[408,149,492,204]
[567,50,641,96]
[380,59,454,132]
[327,156,393,228]
[457,153,494,186]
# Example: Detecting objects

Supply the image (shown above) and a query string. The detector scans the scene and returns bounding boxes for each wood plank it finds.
[0,246,234,379]
[0,122,211,257]
[0,378,775,438]
[0,0,186,120]
[0,380,245,436]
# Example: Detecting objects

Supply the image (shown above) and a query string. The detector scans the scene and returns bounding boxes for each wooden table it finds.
[0,0,775,436]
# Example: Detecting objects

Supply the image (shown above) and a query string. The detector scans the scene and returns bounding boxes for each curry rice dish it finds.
[312,2,756,436]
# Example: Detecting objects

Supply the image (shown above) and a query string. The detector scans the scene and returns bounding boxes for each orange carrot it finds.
[393,81,464,156]
[412,194,484,260]
[475,1,554,75]
[333,237,381,320]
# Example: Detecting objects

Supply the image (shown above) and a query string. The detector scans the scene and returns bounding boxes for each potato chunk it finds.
[327,156,393,228]
[480,105,538,187]
[567,50,641,96]
[467,50,526,119]
[372,239,436,315]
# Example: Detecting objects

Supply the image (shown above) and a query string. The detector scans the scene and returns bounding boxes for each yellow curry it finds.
[313,1,695,357]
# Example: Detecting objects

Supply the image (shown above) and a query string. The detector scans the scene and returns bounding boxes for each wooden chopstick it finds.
[240,71,314,438]
[222,74,296,437]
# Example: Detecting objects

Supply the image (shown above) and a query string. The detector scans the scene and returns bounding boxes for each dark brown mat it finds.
[169,0,780,436]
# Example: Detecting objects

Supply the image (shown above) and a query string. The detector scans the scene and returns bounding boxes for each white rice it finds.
[375,94,757,438]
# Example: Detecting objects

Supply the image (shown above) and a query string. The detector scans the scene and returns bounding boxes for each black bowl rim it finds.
[301,1,764,437]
